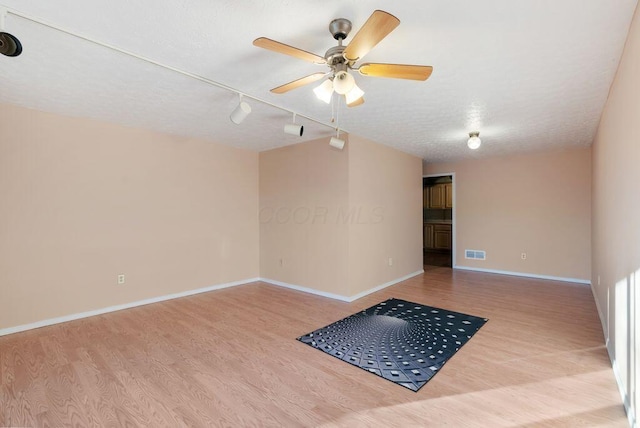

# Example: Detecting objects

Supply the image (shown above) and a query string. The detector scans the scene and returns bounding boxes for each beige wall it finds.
[259,137,350,296]
[259,135,423,298]
[424,147,592,281]
[0,103,259,329]
[592,1,640,420]
[348,135,423,295]
[1,105,422,328]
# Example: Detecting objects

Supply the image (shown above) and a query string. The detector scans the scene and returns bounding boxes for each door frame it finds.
[422,172,456,268]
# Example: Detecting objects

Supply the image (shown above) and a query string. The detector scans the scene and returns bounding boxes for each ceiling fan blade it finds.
[343,10,400,62]
[270,72,327,94]
[253,37,326,64]
[358,63,433,81]
[347,97,365,108]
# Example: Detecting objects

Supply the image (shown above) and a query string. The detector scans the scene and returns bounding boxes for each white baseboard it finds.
[1,270,426,337]
[589,282,609,347]
[453,265,590,285]
[457,267,634,425]
[348,270,425,301]
[260,269,425,303]
[258,278,351,302]
[0,277,260,337]
[610,351,636,428]
[591,283,636,428]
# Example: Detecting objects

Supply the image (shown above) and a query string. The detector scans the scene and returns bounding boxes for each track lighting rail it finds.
[0,5,343,133]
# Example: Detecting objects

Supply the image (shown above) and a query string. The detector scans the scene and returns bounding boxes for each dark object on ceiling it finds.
[0,32,22,57]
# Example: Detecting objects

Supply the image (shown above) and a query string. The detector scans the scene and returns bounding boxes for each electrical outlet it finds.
[117,274,125,285]
[388,258,393,266]
[598,275,601,286]
[521,253,527,260]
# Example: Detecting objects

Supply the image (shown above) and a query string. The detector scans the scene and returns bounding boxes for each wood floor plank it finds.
[0,268,629,427]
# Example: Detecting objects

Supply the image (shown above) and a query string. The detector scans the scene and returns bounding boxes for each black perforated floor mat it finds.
[297,298,488,391]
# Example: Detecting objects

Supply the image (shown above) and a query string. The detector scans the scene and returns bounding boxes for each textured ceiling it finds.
[0,0,637,162]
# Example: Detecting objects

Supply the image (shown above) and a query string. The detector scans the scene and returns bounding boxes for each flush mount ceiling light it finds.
[230,95,251,125]
[284,113,304,136]
[467,132,481,150]
[254,10,433,110]
[0,7,22,57]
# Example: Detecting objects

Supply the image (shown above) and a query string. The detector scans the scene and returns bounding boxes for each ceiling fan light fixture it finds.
[333,70,355,95]
[345,83,364,105]
[313,79,334,104]
[254,10,433,123]
[467,132,481,150]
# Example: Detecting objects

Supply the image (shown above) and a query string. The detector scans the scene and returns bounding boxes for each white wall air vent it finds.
[465,249,486,260]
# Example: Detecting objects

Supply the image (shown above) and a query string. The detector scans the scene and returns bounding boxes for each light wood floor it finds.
[0,267,628,427]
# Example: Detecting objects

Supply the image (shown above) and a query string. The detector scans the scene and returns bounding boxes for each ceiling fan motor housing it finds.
[325,45,347,66]
[329,18,352,41]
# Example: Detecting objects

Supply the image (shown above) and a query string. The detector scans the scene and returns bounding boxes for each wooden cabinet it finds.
[444,183,453,208]
[429,184,445,209]
[423,224,434,249]
[427,183,452,209]
[424,223,451,250]
[423,186,430,208]
[434,224,452,250]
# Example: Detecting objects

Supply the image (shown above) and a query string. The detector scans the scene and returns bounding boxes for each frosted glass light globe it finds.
[467,134,481,150]
[313,79,334,104]
[333,70,355,95]
[345,83,364,105]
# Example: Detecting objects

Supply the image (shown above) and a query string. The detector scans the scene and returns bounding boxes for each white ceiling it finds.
[0,1,636,162]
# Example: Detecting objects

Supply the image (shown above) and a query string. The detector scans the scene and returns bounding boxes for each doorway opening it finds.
[423,174,454,268]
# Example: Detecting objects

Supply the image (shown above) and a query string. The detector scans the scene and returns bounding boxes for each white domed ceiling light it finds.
[253,10,433,109]
[467,132,481,150]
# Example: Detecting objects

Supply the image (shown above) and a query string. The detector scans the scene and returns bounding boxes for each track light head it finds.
[284,113,304,136]
[329,137,345,150]
[284,123,304,136]
[230,101,251,124]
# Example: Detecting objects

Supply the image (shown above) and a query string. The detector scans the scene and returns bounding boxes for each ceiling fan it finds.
[253,10,433,108]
